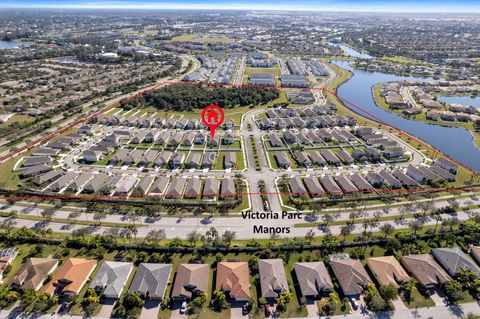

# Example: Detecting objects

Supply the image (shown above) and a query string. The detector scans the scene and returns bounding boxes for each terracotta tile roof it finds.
[367,256,410,287]
[171,264,209,300]
[42,258,97,295]
[216,262,250,300]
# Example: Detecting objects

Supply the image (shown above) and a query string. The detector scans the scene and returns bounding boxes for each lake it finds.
[332,60,480,172]
[438,95,480,109]
[0,40,30,49]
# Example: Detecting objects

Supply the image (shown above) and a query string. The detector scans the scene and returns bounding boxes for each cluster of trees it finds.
[444,270,480,302]
[111,291,144,318]
[123,84,280,111]
[363,283,393,312]
[18,288,58,313]
[81,288,101,316]
[188,292,207,315]
[318,292,348,316]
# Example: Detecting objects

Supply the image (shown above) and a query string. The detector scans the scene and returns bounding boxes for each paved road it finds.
[3,192,478,239]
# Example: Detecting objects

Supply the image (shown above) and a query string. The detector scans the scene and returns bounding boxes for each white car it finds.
[351,298,359,310]
[180,301,188,314]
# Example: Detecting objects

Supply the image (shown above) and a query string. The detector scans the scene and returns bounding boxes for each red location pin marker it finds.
[201,104,224,139]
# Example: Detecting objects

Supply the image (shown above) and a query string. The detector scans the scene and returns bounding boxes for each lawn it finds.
[381,56,421,65]
[399,287,435,309]
[244,66,281,77]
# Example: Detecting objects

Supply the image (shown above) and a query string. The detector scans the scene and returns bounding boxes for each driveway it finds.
[231,301,247,319]
[98,298,116,318]
[305,300,318,317]
[391,297,408,310]
[430,287,448,306]
[170,301,188,319]
[141,300,161,319]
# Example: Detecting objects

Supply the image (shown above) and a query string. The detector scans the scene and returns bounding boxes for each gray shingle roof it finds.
[90,261,134,299]
[129,263,172,299]
[258,259,289,298]
[432,247,480,277]
[294,262,333,297]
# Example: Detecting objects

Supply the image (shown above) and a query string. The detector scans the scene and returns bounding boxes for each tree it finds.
[41,207,56,221]
[379,284,398,301]
[186,230,201,246]
[321,234,339,252]
[276,291,292,313]
[93,212,107,225]
[445,280,464,302]
[340,224,352,241]
[210,289,230,311]
[304,229,315,243]
[221,230,236,246]
[144,229,166,247]
[123,291,144,310]
[379,223,395,238]
[409,220,422,236]
[68,211,81,224]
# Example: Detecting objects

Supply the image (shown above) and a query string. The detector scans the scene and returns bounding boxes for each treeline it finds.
[124,84,280,111]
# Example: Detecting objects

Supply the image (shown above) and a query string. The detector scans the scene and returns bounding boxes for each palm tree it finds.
[433,215,443,233]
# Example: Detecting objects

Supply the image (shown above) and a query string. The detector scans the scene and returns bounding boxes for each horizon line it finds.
[1,3,480,13]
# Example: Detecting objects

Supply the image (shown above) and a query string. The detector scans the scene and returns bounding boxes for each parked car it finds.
[180,301,188,314]
[265,304,271,317]
[351,298,359,310]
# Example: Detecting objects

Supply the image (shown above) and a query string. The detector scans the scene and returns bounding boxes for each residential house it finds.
[171,264,209,301]
[294,262,334,298]
[303,176,324,198]
[259,259,289,299]
[401,254,452,288]
[432,248,480,277]
[42,258,97,296]
[218,176,235,196]
[149,176,170,194]
[216,262,250,301]
[203,178,220,200]
[274,152,291,169]
[83,150,103,163]
[11,258,59,291]
[202,152,216,169]
[115,176,138,195]
[185,152,202,169]
[366,256,410,288]
[166,178,186,198]
[184,178,202,198]
[289,176,307,197]
[129,263,172,300]
[329,257,372,297]
[223,132,235,145]
[223,152,237,169]
[90,261,134,299]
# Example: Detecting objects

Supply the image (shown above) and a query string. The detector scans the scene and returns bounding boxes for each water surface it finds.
[332,60,480,171]
[438,96,480,109]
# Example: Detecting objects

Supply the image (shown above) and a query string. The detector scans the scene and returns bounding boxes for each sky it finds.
[1,0,480,13]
